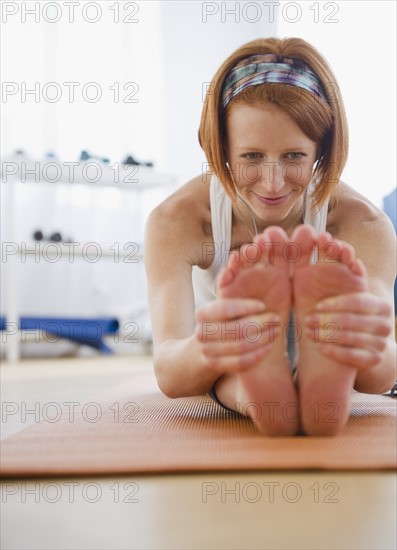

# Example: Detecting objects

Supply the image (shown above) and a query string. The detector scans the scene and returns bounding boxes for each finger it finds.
[318,344,383,369]
[306,327,388,352]
[204,344,271,373]
[196,313,281,342]
[314,293,392,316]
[305,312,391,337]
[195,298,266,322]
[201,333,277,358]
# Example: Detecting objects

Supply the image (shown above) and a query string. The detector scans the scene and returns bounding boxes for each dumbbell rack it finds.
[1,161,178,363]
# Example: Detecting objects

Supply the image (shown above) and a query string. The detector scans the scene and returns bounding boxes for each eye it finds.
[286,152,304,160]
[243,152,262,160]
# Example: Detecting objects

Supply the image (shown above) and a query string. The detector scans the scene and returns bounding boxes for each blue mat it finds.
[0,317,119,353]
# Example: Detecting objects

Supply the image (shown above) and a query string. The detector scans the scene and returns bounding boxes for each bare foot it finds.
[292,225,368,435]
[215,227,300,436]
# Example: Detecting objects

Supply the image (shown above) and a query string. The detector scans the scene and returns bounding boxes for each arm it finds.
[316,202,396,394]
[144,198,210,397]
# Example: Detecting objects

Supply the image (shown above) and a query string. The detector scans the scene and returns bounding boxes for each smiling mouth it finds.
[253,191,291,204]
[262,195,287,201]
[253,190,290,198]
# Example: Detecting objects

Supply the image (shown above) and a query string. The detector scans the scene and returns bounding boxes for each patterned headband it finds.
[221,54,328,110]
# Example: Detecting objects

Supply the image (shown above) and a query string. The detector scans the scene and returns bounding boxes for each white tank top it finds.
[192,174,329,307]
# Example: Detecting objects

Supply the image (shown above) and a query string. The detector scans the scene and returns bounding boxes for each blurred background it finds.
[1,0,396,361]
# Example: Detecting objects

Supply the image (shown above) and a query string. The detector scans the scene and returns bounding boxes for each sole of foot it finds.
[292,225,368,436]
[217,226,300,436]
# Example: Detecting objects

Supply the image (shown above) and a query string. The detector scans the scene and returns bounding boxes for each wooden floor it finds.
[1,355,396,550]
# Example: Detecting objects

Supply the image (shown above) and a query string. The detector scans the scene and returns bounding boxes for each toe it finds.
[226,249,244,275]
[291,224,318,268]
[216,266,235,291]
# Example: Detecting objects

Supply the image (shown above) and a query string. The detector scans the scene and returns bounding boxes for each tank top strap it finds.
[303,181,329,233]
[303,181,329,263]
[208,174,232,273]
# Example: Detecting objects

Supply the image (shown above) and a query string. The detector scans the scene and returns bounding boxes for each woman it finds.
[144,37,396,436]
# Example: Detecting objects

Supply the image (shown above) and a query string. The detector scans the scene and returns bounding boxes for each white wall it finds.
[277,0,396,208]
[160,1,278,184]
[1,0,166,166]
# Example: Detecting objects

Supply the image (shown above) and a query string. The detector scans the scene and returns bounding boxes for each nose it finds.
[259,161,285,194]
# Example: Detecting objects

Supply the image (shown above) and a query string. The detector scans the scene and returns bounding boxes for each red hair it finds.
[199,37,348,209]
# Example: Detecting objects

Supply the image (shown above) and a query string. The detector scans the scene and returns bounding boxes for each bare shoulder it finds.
[329,182,395,243]
[145,173,212,268]
[149,172,210,220]
[329,182,396,293]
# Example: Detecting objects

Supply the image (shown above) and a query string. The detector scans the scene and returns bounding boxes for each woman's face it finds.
[225,101,318,228]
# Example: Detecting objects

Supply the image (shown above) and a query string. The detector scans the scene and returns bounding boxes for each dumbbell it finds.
[32,230,65,242]
[122,155,153,168]
[80,150,110,163]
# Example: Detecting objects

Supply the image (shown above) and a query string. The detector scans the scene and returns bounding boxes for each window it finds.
[1,1,166,168]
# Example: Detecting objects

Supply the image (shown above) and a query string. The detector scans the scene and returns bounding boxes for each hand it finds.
[305,292,392,369]
[195,298,280,373]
